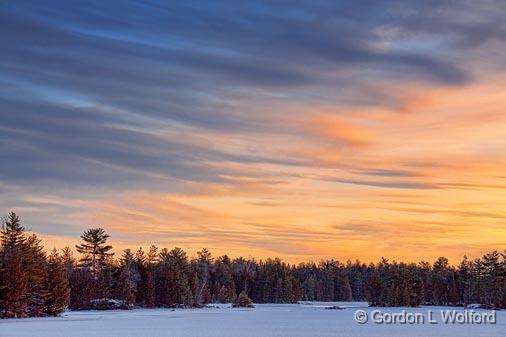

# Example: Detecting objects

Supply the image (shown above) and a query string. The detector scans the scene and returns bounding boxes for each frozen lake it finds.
[1,303,504,337]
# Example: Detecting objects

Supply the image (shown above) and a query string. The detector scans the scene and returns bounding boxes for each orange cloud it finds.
[305,114,373,148]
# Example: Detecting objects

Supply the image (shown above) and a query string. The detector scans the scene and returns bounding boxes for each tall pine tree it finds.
[44,249,70,316]
[75,228,113,280]
[0,213,28,318]
[24,234,48,317]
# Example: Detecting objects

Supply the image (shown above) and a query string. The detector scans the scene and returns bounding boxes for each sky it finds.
[1,0,506,263]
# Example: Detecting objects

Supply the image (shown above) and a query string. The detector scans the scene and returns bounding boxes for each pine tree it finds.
[115,268,135,309]
[69,268,94,310]
[115,249,139,309]
[0,243,27,317]
[447,272,459,305]
[144,270,155,308]
[401,286,410,306]
[44,249,70,316]
[194,248,213,306]
[340,275,353,301]
[218,285,236,303]
[24,234,48,317]
[95,263,114,309]
[302,275,317,301]
[135,247,146,265]
[133,247,147,306]
[406,272,424,307]
[163,247,191,306]
[0,212,28,318]
[147,245,158,266]
[364,268,382,306]
[61,247,75,278]
[75,228,113,280]
[1,213,26,248]
[457,255,472,306]
[471,258,485,304]
[431,257,450,305]
[482,251,503,308]
[233,290,253,308]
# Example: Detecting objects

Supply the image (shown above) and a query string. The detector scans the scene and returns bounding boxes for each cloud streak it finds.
[1,0,506,262]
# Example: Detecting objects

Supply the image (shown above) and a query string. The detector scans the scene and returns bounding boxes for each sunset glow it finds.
[1,1,506,263]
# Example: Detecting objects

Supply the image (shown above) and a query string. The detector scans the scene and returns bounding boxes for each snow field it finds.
[1,303,504,337]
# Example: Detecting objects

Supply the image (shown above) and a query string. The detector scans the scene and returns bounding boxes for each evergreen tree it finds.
[147,245,158,266]
[232,257,255,295]
[233,291,253,308]
[302,275,317,301]
[95,263,114,308]
[1,213,26,248]
[61,247,75,278]
[0,212,28,318]
[194,248,213,306]
[68,268,94,310]
[115,268,135,309]
[44,249,70,316]
[364,268,382,307]
[457,255,472,306]
[156,247,191,307]
[218,285,236,303]
[75,228,113,280]
[115,249,140,309]
[133,247,147,306]
[431,257,451,305]
[447,272,459,305]
[144,270,155,308]
[135,247,146,265]
[24,234,48,317]
[481,251,503,308]
[340,275,353,301]
[407,272,424,307]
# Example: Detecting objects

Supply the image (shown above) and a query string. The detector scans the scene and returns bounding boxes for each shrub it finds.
[233,291,254,308]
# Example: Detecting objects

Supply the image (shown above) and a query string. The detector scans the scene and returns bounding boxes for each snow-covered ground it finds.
[1,303,504,337]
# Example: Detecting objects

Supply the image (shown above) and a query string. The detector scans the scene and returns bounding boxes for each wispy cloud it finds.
[1,1,506,262]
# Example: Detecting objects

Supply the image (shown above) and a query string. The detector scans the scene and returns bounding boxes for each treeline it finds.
[1,212,505,318]
[301,254,506,308]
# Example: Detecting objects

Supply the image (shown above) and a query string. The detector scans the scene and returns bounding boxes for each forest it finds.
[1,212,505,318]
